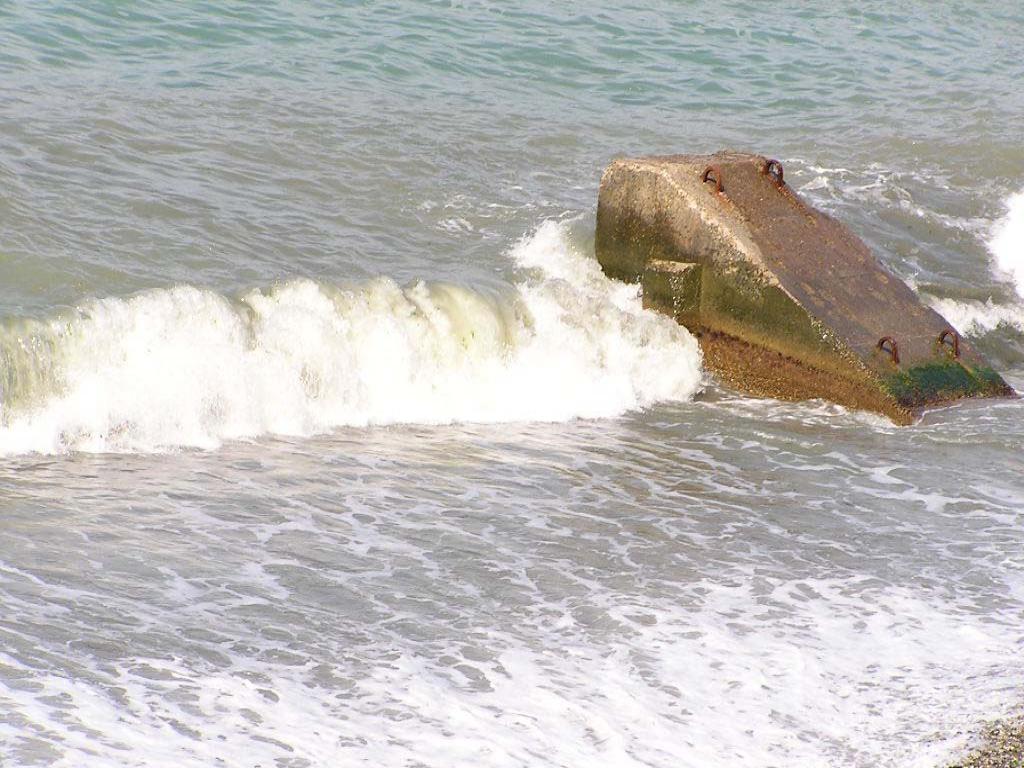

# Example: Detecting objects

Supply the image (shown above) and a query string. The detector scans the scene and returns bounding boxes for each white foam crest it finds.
[926,296,1024,335]
[989,189,1024,299]
[918,190,1024,337]
[0,221,702,454]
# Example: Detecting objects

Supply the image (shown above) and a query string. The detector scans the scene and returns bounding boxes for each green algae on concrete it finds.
[641,260,702,327]
[596,151,1016,423]
[883,361,1009,408]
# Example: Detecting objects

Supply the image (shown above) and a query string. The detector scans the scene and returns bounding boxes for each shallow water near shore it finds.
[2,2,1024,767]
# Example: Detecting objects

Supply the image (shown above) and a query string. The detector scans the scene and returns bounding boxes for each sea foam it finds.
[927,296,1024,336]
[924,188,1024,337]
[990,189,1024,300]
[0,221,703,454]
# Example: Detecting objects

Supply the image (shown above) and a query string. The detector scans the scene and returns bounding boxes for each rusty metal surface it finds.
[939,328,960,359]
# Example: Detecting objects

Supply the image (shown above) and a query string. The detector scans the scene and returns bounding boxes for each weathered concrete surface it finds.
[596,152,1016,423]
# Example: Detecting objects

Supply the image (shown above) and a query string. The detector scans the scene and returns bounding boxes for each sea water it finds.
[0,2,1022,766]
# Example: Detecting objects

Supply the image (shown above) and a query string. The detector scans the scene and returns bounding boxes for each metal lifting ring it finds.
[938,328,960,359]
[701,165,723,194]
[763,158,784,187]
[877,336,900,365]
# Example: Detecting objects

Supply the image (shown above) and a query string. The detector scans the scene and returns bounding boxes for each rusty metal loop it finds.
[762,158,784,187]
[701,165,723,195]
[877,336,900,365]
[938,328,960,359]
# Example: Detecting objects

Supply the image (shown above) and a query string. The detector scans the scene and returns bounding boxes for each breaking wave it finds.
[925,188,1024,338]
[0,221,703,454]
[990,189,1024,300]
[927,297,1024,336]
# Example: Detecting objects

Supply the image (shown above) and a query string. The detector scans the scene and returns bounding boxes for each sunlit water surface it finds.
[1,2,1023,766]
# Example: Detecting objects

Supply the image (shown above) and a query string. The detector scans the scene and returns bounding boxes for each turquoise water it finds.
[1,3,1023,766]
[3,2,1023,316]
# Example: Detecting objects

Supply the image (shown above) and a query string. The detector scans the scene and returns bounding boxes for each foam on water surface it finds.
[1,419,1022,768]
[926,296,1024,336]
[917,189,1024,340]
[0,580,1019,768]
[990,190,1024,301]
